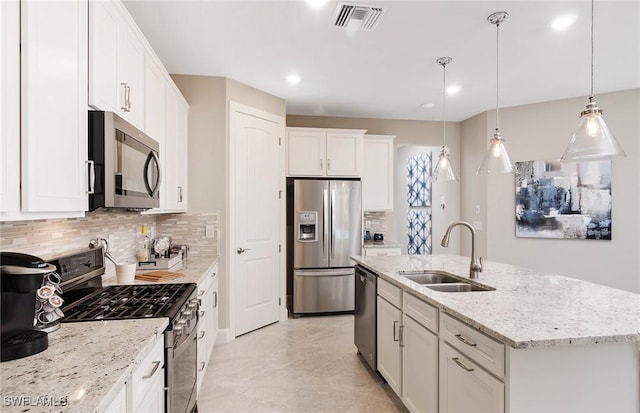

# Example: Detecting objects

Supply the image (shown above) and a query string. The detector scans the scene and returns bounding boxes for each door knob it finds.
[236,247,251,255]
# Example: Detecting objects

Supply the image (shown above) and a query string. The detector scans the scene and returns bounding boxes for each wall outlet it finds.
[205,225,215,238]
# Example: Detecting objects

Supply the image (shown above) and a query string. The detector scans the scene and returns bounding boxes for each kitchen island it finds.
[0,318,168,412]
[353,254,640,412]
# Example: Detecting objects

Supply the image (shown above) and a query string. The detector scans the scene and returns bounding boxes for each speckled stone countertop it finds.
[103,255,218,287]
[352,254,640,349]
[0,318,168,412]
[363,241,402,249]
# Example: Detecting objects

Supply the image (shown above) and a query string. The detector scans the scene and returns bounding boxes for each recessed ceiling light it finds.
[446,85,461,95]
[305,0,327,8]
[421,103,436,109]
[551,14,577,31]
[286,74,301,85]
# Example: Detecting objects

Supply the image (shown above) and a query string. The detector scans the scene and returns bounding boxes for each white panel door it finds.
[287,129,325,176]
[0,0,20,213]
[21,0,88,212]
[234,110,281,336]
[402,314,438,413]
[377,296,402,396]
[326,132,362,176]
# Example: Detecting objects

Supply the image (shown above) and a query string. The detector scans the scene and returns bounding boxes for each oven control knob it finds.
[182,309,194,319]
[188,302,199,311]
[174,320,187,335]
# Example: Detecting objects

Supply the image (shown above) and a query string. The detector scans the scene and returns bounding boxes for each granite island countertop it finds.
[0,318,169,413]
[352,254,640,349]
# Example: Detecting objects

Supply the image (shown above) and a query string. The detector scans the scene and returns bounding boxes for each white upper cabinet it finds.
[20,0,88,213]
[162,84,189,212]
[144,53,165,145]
[363,134,395,211]
[89,0,144,129]
[286,127,365,177]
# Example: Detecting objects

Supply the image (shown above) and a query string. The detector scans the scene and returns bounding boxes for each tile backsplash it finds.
[364,211,388,235]
[0,210,218,278]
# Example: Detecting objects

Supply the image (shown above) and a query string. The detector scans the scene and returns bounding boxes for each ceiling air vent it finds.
[332,2,386,31]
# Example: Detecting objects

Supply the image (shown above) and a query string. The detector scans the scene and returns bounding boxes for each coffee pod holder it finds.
[34,272,64,333]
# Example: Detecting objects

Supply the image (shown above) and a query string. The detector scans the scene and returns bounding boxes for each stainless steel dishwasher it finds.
[354,264,377,371]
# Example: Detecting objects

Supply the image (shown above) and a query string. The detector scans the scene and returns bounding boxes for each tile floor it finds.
[197,315,407,412]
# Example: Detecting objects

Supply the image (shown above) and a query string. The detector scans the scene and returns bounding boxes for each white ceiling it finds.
[123,0,640,121]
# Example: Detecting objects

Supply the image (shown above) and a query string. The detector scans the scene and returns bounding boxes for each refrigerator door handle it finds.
[330,189,336,259]
[323,189,328,258]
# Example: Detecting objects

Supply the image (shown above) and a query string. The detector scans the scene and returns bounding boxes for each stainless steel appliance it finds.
[354,264,377,371]
[56,248,198,413]
[287,178,361,315]
[88,111,160,211]
[0,252,56,362]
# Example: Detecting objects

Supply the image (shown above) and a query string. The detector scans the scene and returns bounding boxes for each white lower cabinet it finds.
[376,295,402,395]
[439,343,504,413]
[102,382,126,413]
[363,247,402,257]
[197,263,219,393]
[129,332,165,413]
[402,314,438,413]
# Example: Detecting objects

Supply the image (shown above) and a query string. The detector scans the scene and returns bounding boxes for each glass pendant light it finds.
[432,57,458,182]
[561,0,626,162]
[477,11,514,175]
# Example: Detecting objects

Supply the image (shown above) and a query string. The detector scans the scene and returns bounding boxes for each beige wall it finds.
[286,115,462,254]
[172,74,285,332]
[461,89,640,293]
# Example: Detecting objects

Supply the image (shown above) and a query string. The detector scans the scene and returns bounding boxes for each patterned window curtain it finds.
[407,153,432,255]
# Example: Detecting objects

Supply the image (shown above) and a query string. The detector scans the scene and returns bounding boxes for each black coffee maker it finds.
[1,252,56,362]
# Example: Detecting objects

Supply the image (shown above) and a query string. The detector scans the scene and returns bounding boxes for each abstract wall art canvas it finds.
[407,153,432,207]
[515,160,612,240]
[407,209,432,255]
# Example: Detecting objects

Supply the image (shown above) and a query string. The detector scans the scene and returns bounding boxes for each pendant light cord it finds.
[590,0,594,99]
[495,21,500,132]
[442,62,446,149]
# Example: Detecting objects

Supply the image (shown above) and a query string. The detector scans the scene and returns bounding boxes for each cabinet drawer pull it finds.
[399,325,405,348]
[393,321,399,342]
[142,360,161,379]
[198,331,206,339]
[455,334,477,347]
[86,160,95,194]
[199,310,205,317]
[198,362,206,371]
[452,357,475,372]
[212,291,218,308]
[198,289,205,297]
[210,271,216,278]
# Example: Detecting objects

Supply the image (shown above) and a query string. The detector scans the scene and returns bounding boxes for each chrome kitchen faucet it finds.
[441,221,483,279]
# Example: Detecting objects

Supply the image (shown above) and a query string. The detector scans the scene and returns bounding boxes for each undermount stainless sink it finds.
[397,269,495,292]
[400,271,461,285]
[426,283,495,293]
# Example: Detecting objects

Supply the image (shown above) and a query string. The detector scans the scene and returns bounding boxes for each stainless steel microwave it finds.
[88,111,160,211]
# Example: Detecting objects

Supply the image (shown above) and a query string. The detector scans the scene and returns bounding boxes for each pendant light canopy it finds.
[477,11,514,175]
[432,57,458,182]
[561,0,626,162]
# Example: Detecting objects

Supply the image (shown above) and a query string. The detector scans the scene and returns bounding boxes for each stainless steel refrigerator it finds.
[286,178,361,316]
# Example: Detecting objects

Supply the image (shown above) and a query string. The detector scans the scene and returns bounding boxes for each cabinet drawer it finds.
[364,247,401,256]
[130,333,165,408]
[440,313,505,378]
[403,291,437,333]
[377,277,401,308]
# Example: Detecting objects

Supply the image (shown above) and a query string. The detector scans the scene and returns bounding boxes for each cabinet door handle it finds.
[399,325,405,348]
[198,362,206,371]
[120,83,129,112]
[142,360,161,379]
[198,331,206,339]
[393,321,399,342]
[86,160,95,194]
[319,159,323,171]
[198,290,205,297]
[327,158,331,170]
[212,291,218,308]
[455,334,477,347]
[210,271,216,278]
[199,310,205,317]
[178,186,183,202]
[126,85,132,111]
[452,357,475,372]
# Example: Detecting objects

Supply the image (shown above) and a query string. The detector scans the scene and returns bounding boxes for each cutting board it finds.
[135,271,185,282]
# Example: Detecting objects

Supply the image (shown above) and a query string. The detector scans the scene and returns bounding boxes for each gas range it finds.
[61,283,196,322]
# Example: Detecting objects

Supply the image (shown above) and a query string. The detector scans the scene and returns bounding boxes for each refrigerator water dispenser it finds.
[298,211,317,242]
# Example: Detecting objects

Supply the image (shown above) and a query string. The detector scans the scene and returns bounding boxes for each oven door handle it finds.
[173,326,198,356]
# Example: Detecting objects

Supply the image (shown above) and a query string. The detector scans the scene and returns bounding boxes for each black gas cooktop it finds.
[61,283,196,322]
